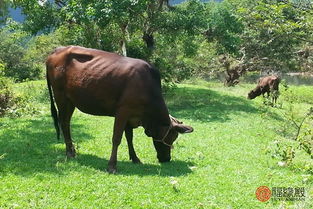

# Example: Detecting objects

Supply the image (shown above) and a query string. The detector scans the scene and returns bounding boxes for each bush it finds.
[0,62,40,117]
[281,85,313,105]
[270,106,313,168]
[0,21,61,82]
[0,69,15,116]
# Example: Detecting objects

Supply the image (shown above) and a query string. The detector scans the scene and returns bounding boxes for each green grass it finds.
[0,80,312,208]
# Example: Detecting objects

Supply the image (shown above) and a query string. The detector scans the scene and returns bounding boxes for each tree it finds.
[0,21,43,81]
[12,0,63,33]
[235,0,313,72]
[0,0,9,24]
[204,1,243,55]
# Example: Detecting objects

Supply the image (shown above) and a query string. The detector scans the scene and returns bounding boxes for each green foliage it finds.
[236,0,312,71]
[4,0,313,85]
[0,63,15,116]
[272,105,313,166]
[281,85,313,104]
[13,0,63,34]
[151,33,216,84]
[10,81,47,117]
[10,0,215,83]
[205,1,243,55]
[264,81,313,167]
[162,0,208,35]
[0,62,42,117]
[0,20,65,81]
[262,82,313,166]
[0,22,41,81]
[0,77,38,117]
[0,0,9,24]
[272,140,296,165]
[22,31,63,79]
[126,34,150,60]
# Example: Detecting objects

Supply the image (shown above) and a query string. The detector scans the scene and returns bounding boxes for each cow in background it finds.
[247,75,281,104]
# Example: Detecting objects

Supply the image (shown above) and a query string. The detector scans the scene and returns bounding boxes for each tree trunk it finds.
[143,31,155,50]
[119,23,129,57]
[120,40,127,57]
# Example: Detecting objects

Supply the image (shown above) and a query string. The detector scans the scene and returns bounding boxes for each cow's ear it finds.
[174,124,193,134]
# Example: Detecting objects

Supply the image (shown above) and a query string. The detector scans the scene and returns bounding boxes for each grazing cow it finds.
[247,75,280,104]
[46,46,193,173]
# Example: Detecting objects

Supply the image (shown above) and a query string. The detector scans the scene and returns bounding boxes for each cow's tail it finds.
[46,66,60,140]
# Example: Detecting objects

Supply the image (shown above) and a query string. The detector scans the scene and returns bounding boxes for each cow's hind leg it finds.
[58,100,76,158]
[273,94,278,105]
[125,125,141,164]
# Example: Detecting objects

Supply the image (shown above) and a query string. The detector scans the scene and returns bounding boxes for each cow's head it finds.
[153,115,193,163]
[247,90,257,99]
[247,86,262,100]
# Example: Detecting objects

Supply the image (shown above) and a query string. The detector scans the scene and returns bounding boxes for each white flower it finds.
[278,161,286,167]
[38,0,47,7]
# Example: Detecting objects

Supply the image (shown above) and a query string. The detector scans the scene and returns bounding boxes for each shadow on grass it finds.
[1,85,284,177]
[165,86,262,122]
[0,115,193,177]
[77,154,193,177]
[0,115,93,176]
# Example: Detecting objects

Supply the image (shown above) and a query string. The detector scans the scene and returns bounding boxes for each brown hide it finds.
[247,75,280,103]
[46,46,193,173]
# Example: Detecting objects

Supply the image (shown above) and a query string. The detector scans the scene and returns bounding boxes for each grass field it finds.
[0,80,312,208]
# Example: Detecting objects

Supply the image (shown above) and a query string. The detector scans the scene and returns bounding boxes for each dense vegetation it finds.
[0,0,312,83]
[0,0,312,112]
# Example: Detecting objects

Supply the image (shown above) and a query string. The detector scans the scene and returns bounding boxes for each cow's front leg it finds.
[125,125,141,164]
[107,111,128,174]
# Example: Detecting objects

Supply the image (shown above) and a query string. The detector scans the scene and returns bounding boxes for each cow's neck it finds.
[254,87,262,96]
[142,100,171,140]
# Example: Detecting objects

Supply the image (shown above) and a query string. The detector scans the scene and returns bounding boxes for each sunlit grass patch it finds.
[0,80,312,208]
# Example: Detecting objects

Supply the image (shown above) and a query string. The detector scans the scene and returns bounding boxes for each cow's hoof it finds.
[66,146,76,158]
[107,167,117,174]
[131,157,142,164]
[66,150,76,158]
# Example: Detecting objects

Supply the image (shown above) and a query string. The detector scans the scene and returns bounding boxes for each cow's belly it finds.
[66,87,118,116]
[75,102,115,116]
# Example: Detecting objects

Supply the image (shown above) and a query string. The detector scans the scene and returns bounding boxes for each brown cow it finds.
[46,46,193,173]
[247,75,280,104]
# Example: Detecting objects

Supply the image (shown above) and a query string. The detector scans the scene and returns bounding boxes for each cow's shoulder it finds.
[121,57,161,86]
[119,57,149,70]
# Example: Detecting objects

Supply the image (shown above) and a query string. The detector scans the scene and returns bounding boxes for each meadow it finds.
[0,80,312,208]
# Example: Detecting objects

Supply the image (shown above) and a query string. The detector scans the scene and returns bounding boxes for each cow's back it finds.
[258,75,280,93]
[46,46,161,117]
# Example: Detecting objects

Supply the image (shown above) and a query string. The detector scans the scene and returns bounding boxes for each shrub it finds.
[0,22,61,81]
[0,62,40,117]
[0,65,15,116]
[281,85,313,105]
[270,106,313,167]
